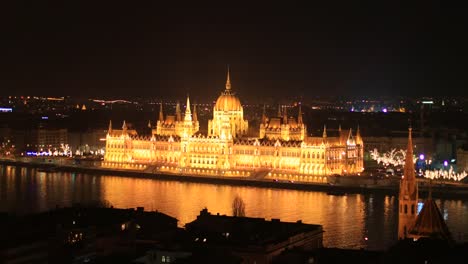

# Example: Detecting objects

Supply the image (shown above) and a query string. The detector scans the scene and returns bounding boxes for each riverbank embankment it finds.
[1,158,468,199]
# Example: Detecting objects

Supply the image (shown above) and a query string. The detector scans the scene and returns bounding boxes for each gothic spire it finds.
[184,96,192,121]
[159,102,164,122]
[108,120,112,134]
[185,96,191,115]
[176,102,181,121]
[225,65,231,91]
[122,120,127,131]
[193,103,198,122]
[298,104,303,124]
[404,127,416,185]
[147,120,152,128]
[323,124,327,138]
[278,104,282,117]
[356,124,362,144]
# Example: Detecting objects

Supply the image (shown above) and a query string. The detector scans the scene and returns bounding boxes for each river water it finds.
[1,165,467,251]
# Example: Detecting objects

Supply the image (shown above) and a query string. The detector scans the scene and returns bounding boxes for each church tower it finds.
[398,127,419,240]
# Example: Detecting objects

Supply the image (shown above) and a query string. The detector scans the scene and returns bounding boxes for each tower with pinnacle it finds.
[398,127,419,240]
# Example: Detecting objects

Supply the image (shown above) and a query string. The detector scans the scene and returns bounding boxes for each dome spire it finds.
[225,65,231,91]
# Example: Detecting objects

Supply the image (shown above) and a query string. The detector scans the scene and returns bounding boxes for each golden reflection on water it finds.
[99,175,370,248]
[1,165,468,250]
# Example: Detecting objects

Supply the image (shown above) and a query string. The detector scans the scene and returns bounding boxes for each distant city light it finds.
[41,116,49,120]
[382,108,387,113]
[422,101,434,104]
[444,160,448,167]
[419,154,425,160]
[0,107,13,112]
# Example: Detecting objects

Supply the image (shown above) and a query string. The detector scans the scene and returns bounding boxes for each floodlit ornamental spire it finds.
[176,102,182,121]
[225,65,231,91]
[108,120,112,134]
[159,102,164,122]
[323,125,327,138]
[184,96,192,121]
[398,126,419,240]
[193,103,198,122]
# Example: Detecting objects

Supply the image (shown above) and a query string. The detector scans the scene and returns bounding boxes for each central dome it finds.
[214,67,242,112]
[214,92,242,111]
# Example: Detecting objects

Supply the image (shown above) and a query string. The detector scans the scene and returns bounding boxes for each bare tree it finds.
[232,195,246,217]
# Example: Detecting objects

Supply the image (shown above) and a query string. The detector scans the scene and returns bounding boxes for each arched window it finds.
[404,204,407,214]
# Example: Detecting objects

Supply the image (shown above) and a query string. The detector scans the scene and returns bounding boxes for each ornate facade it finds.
[103,71,364,179]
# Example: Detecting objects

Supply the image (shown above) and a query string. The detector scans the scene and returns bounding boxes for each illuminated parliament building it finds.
[103,71,364,180]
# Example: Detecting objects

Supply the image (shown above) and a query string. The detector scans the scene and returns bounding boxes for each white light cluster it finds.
[370,148,467,182]
[423,167,467,182]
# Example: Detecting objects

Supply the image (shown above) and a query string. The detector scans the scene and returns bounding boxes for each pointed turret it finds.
[322,125,327,138]
[356,124,363,145]
[398,127,419,240]
[225,65,231,91]
[278,104,282,117]
[159,102,164,122]
[176,102,182,121]
[403,127,417,194]
[298,104,303,124]
[193,103,198,122]
[184,96,192,121]
[122,120,127,134]
[108,120,112,134]
[147,120,152,128]
[283,106,288,124]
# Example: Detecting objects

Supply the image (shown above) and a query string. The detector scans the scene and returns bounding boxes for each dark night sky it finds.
[1,1,467,100]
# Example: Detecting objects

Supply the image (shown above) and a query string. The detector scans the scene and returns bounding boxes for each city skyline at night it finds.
[1,2,468,263]
[1,2,467,98]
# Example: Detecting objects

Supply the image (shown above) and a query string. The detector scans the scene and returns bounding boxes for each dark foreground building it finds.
[0,205,178,264]
[134,208,324,264]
